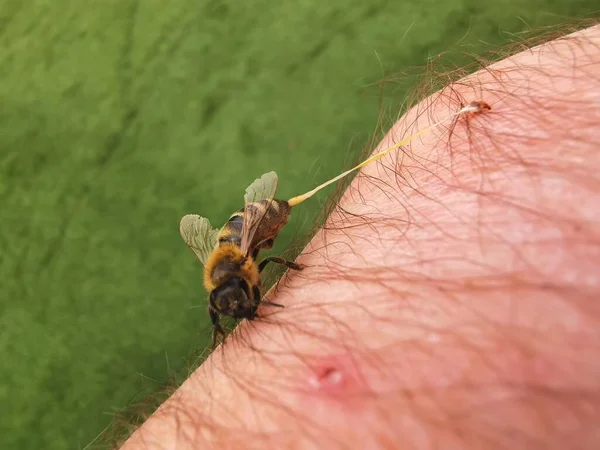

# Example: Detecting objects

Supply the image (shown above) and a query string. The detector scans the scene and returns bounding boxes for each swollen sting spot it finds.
[121,24,600,450]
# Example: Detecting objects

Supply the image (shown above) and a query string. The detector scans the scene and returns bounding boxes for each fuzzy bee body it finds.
[202,199,292,332]
[180,173,301,348]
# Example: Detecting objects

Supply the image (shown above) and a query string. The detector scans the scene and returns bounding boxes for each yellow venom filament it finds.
[288,102,486,207]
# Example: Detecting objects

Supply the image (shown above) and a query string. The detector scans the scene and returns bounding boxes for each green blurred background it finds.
[0,1,596,448]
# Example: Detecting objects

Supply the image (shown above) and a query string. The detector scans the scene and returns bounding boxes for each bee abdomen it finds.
[219,213,243,245]
[227,213,244,224]
[247,200,291,246]
[251,199,291,222]
[218,199,291,249]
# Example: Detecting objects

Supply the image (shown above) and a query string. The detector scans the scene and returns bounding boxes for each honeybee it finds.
[180,172,304,348]
[180,101,490,348]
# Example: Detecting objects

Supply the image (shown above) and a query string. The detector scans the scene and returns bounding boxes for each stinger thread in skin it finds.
[287,101,490,207]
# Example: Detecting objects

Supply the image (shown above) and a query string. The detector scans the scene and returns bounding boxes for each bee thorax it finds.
[211,259,241,286]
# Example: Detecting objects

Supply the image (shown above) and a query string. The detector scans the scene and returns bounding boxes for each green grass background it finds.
[0,1,597,448]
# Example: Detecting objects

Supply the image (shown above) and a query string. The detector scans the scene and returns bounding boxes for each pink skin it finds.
[122,25,600,450]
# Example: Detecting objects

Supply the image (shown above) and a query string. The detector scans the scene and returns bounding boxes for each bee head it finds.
[209,277,256,319]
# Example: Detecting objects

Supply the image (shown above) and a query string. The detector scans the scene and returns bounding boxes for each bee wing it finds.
[240,171,279,256]
[179,214,220,266]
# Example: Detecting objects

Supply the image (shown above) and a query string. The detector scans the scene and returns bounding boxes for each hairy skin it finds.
[122,25,600,450]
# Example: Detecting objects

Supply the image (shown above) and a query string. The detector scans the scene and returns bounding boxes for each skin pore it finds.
[122,24,600,449]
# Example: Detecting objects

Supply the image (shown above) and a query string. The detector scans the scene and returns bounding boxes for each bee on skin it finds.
[179,101,491,348]
[180,172,305,348]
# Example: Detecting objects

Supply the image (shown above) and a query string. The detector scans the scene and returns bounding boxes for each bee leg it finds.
[251,239,275,260]
[259,238,274,250]
[253,285,284,310]
[209,307,225,349]
[261,301,285,308]
[258,256,304,273]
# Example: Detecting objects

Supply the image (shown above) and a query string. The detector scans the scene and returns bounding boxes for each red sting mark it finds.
[310,366,343,389]
[305,355,365,397]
